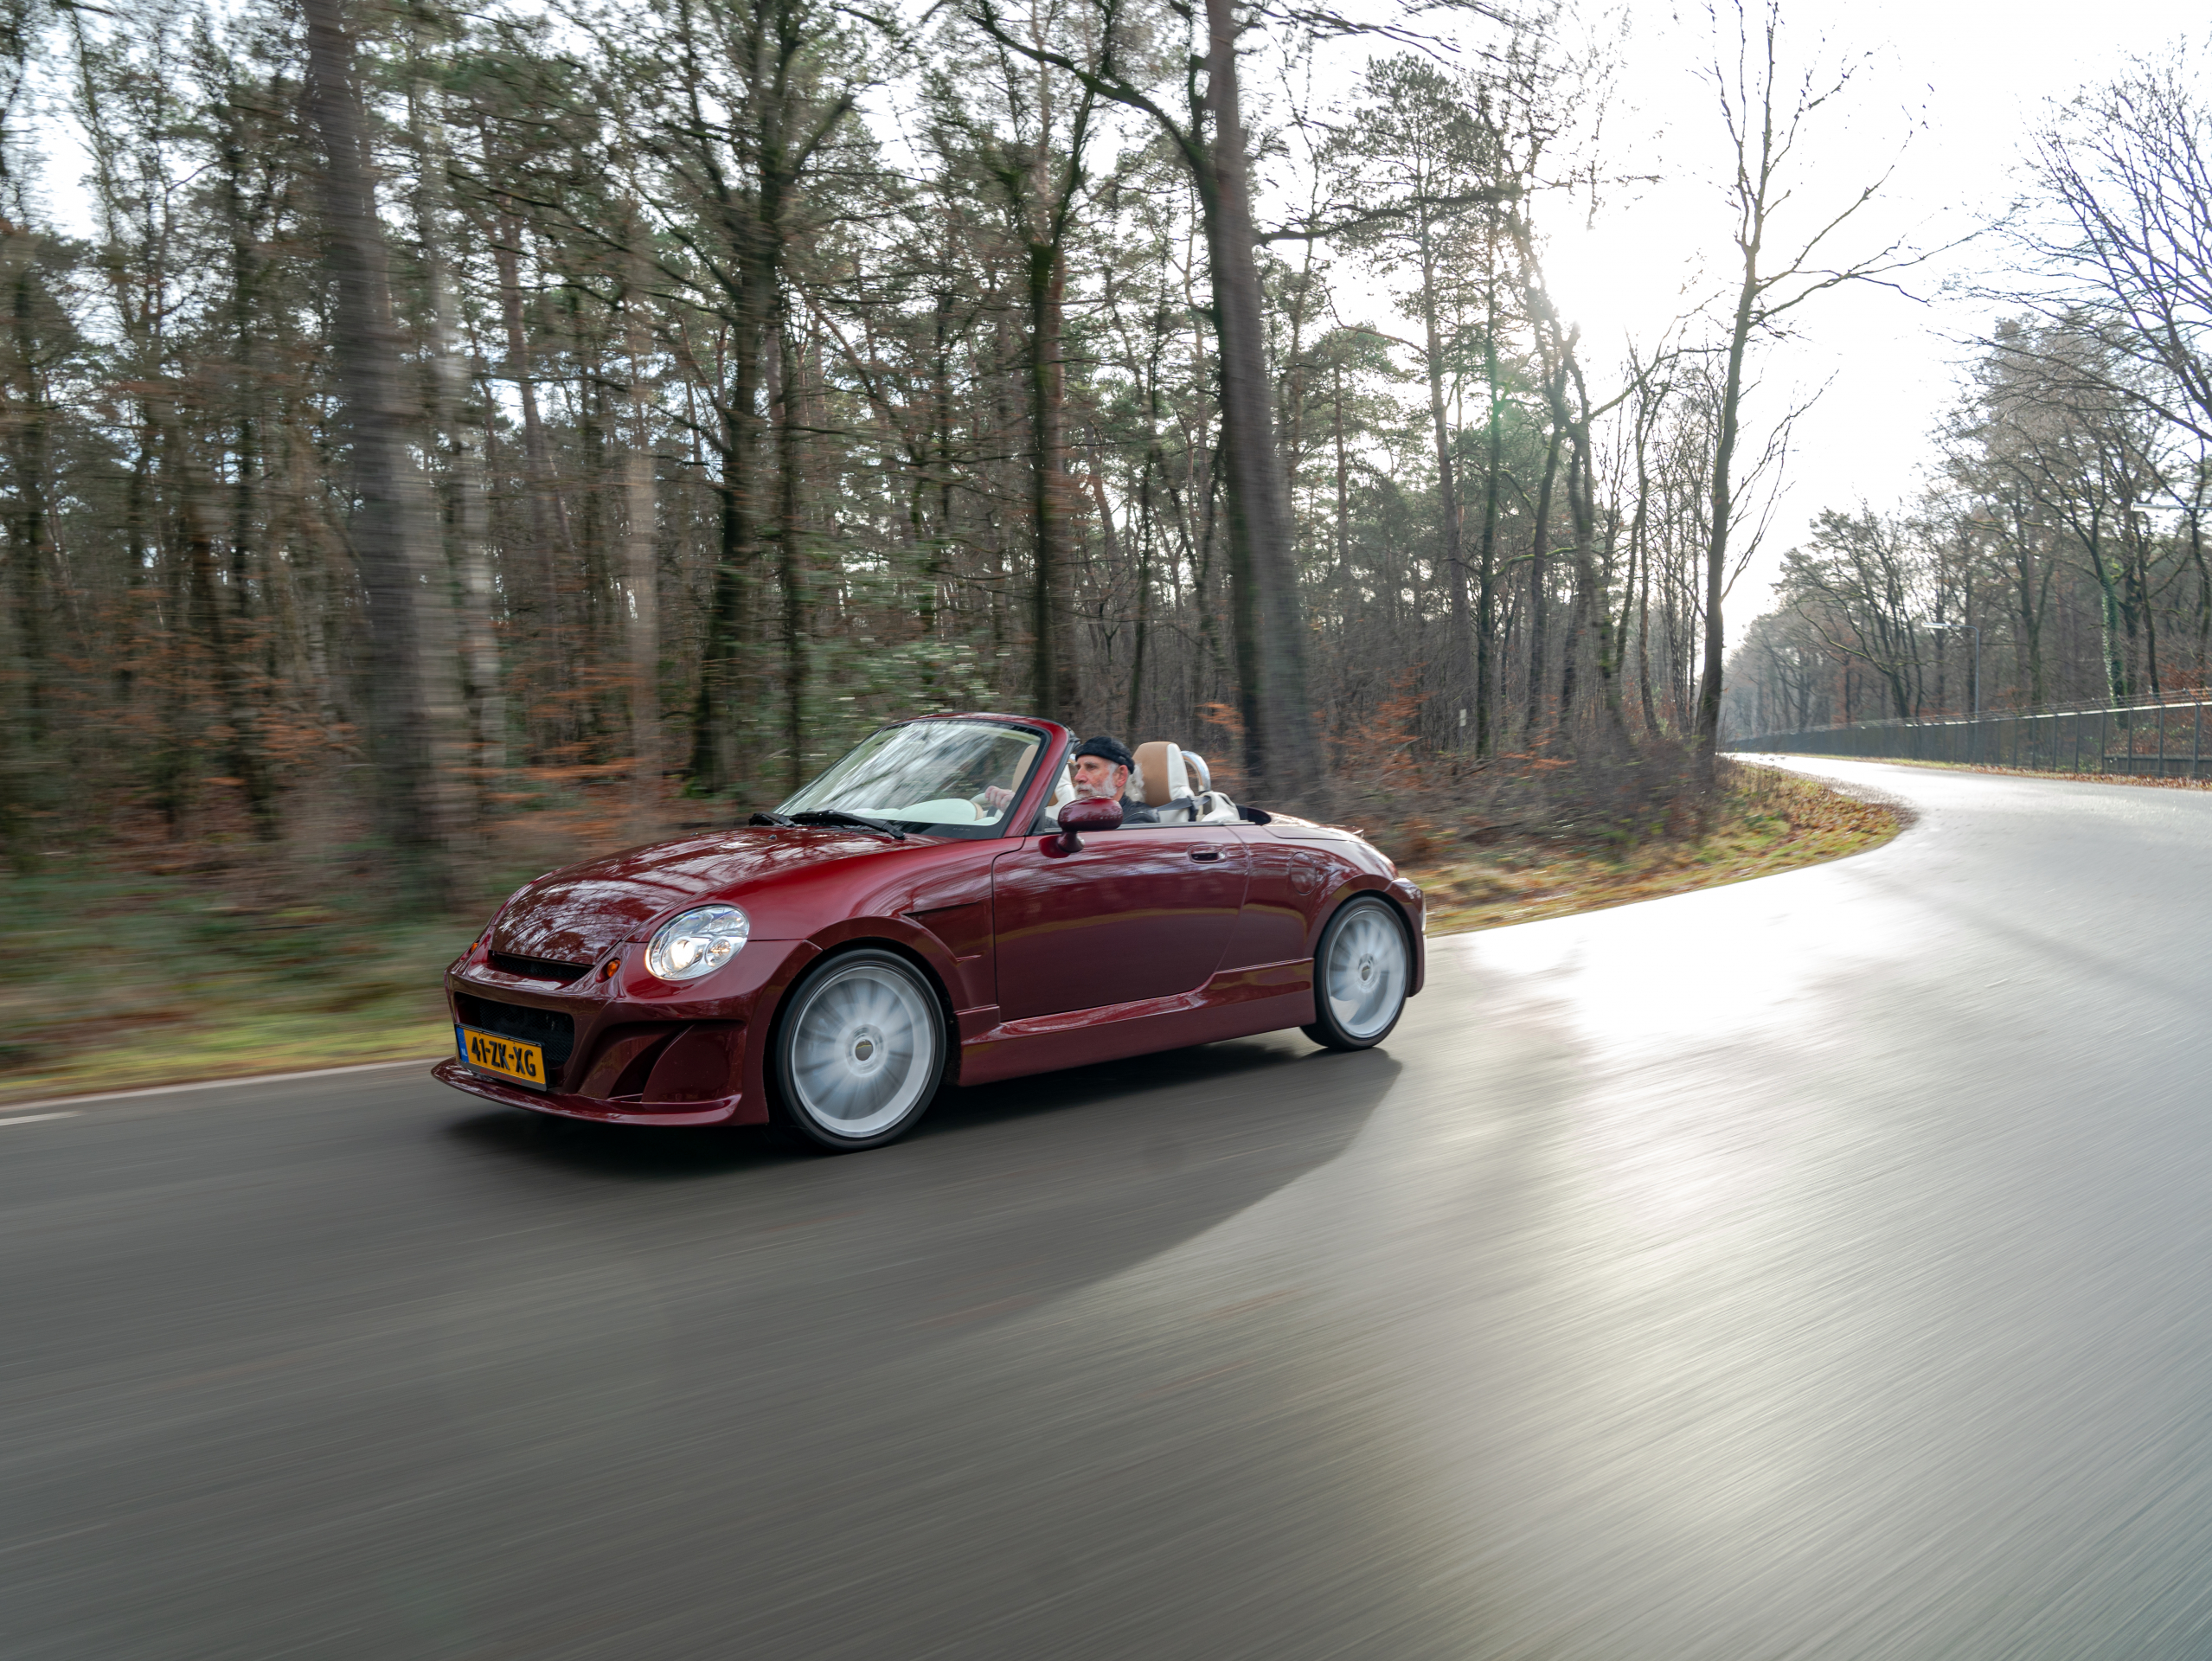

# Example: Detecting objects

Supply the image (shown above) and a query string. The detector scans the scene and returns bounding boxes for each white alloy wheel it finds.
[1307,897,1409,1049]
[778,951,944,1147]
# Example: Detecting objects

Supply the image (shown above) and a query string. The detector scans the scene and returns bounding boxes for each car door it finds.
[990,823,1248,1021]
[1219,823,1344,970]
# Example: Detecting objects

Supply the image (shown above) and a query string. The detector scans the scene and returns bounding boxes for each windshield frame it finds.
[772,715,1061,840]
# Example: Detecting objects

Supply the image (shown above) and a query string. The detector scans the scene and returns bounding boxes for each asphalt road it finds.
[9,758,2212,1659]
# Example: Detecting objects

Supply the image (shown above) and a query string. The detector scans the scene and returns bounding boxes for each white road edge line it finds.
[0,1113,80,1127]
[1,1056,446,1115]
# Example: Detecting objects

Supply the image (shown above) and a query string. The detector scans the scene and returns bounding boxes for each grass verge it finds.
[1,762,1898,1106]
[1406,760,1901,937]
[0,865,474,1106]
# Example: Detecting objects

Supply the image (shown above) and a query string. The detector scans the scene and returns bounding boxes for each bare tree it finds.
[1691,0,1919,759]
[1999,48,2212,449]
[1778,507,1926,718]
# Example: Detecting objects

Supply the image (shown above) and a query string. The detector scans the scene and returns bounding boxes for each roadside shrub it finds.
[1337,736,1722,864]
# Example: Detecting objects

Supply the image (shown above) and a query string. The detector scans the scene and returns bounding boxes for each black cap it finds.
[1073,734,1136,771]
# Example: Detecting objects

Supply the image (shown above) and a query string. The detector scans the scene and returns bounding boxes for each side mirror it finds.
[1050,796,1122,853]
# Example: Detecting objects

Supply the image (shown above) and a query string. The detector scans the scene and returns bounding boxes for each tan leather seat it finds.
[1125,741,1234,825]
[1132,741,1189,806]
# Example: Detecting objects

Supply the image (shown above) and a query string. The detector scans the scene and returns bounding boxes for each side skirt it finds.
[956,959,1315,1088]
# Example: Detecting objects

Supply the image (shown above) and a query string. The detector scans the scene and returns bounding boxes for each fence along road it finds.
[1731,689,2212,776]
[9,757,2212,1657]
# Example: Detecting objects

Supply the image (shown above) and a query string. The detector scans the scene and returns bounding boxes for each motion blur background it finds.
[0,0,2205,1095]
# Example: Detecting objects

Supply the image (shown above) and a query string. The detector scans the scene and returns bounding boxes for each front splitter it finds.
[430,1057,747,1126]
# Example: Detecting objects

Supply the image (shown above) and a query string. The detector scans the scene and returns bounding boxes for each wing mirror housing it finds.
[1050,796,1122,853]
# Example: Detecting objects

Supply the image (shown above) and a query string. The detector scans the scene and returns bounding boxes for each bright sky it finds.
[1480,0,2207,611]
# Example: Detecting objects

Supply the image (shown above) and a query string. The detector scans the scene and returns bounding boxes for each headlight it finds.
[645,904,751,982]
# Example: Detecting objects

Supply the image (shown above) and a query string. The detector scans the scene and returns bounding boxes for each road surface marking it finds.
[1,1057,442,1114]
[0,1113,78,1128]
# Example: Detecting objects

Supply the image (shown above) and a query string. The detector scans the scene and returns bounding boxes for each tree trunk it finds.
[691,407,753,796]
[413,68,503,812]
[1555,386,1629,745]
[1198,0,1323,811]
[1696,244,1760,762]
[172,425,276,838]
[1475,249,1503,759]
[624,254,660,824]
[1332,360,1351,585]
[1420,221,1472,743]
[1637,542,1657,734]
[689,261,772,798]
[485,178,570,720]
[1127,454,1155,734]
[303,0,452,899]
[1624,388,1657,735]
[1085,450,1124,730]
[2082,516,2130,704]
[0,224,53,855]
[773,308,808,793]
[1026,238,1076,722]
[1522,414,1560,743]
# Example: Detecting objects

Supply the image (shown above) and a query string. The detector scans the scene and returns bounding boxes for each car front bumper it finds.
[436,936,823,1128]
[431,1056,748,1126]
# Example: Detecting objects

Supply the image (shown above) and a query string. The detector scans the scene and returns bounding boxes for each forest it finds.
[1,0,2205,901]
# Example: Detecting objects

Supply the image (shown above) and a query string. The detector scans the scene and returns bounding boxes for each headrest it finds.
[1131,741,1189,806]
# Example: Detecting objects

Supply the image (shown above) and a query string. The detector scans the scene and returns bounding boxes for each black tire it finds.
[1301,895,1412,1051]
[772,948,948,1151]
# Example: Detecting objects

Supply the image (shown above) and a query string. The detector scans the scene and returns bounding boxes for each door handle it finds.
[1189,846,1223,862]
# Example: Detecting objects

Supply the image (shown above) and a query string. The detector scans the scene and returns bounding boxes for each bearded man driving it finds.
[1066,734,1158,824]
[978,733,1158,824]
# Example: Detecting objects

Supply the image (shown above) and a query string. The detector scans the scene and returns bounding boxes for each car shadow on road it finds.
[440,1034,1401,1347]
[444,1104,807,1178]
[919,1029,1344,1137]
[445,1031,1378,1180]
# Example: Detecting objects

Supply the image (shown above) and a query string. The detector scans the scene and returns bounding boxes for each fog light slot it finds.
[640,1022,746,1106]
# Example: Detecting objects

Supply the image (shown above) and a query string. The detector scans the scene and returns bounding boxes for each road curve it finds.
[8,759,2212,1659]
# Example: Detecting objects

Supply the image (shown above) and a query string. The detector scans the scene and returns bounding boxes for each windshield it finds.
[776,721,1048,837]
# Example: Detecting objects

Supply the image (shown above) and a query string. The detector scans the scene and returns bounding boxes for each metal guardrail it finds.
[1728,696,2212,779]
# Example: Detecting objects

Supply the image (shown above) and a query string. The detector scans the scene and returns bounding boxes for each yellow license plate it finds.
[458,1025,548,1090]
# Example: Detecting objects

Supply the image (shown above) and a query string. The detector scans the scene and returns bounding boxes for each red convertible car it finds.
[433,715,1425,1150]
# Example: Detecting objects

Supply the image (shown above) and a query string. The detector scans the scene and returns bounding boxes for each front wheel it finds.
[773,948,947,1151]
[1302,895,1411,1051]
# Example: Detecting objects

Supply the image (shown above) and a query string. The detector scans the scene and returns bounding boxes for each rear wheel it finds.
[773,949,946,1151]
[1302,895,1410,1051]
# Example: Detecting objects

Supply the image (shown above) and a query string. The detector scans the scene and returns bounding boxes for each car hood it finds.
[488,827,905,965]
